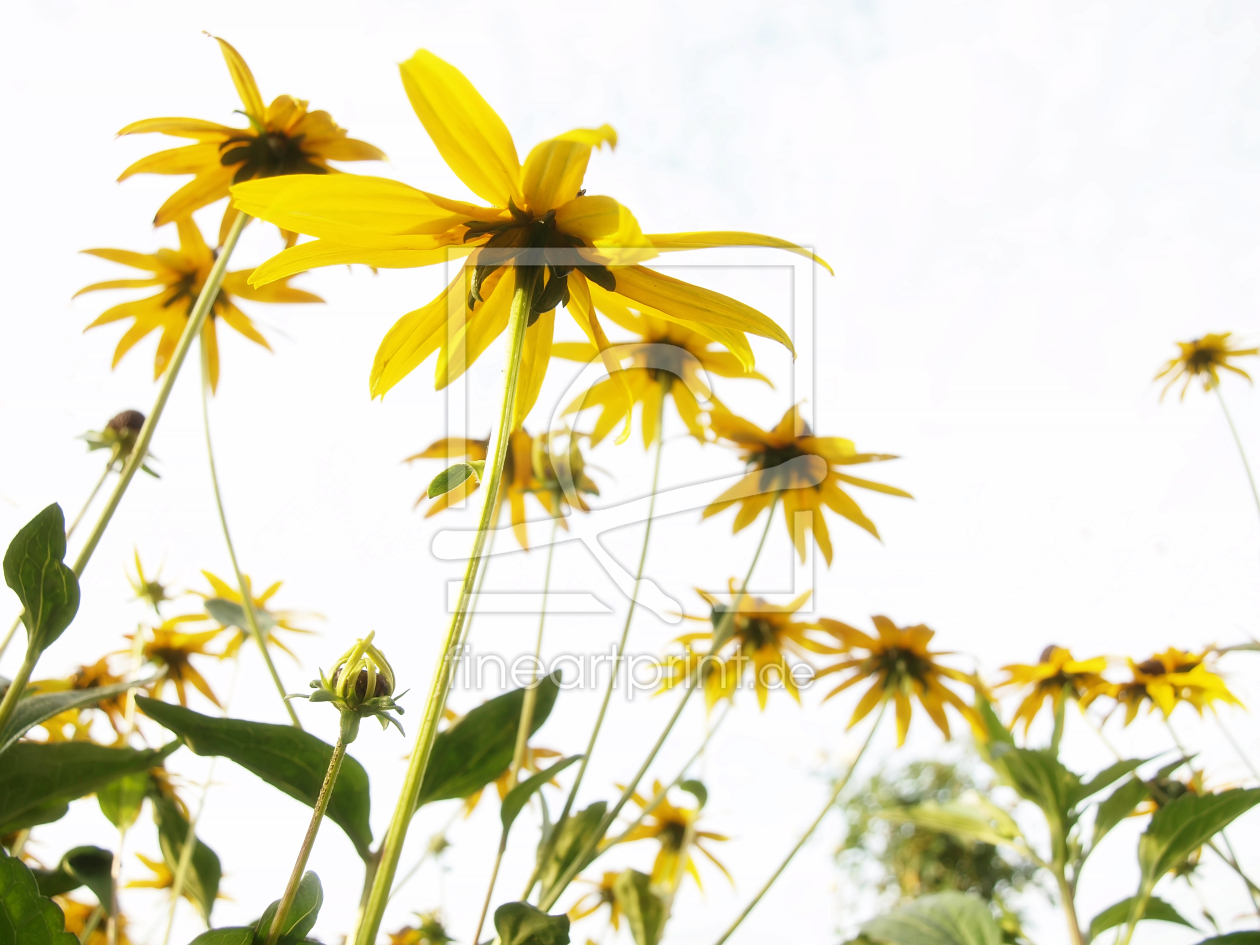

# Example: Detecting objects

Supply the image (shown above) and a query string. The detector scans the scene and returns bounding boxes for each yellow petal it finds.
[551,341,599,361]
[249,239,472,286]
[398,50,522,208]
[435,270,511,389]
[646,231,834,275]
[118,143,223,181]
[317,137,388,163]
[73,279,164,298]
[214,37,265,123]
[154,166,237,227]
[216,301,271,350]
[222,271,323,304]
[116,117,237,141]
[512,306,555,429]
[80,248,164,272]
[522,125,615,215]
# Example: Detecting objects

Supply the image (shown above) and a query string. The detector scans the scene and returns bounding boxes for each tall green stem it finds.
[538,494,779,912]
[354,270,537,945]
[1214,384,1260,524]
[0,651,36,737]
[199,339,301,728]
[72,212,251,577]
[711,701,886,945]
[507,517,559,790]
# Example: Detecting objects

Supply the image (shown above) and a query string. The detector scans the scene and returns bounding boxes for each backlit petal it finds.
[118,143,223,180]
[215,37,265,123]
[646,231,833,275]
[116,117,237,141]
[250,239,473,286]
[522,126,615,214]
[154,166,237,227]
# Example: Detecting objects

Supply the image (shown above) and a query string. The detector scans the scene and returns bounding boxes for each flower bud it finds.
[299,632,405,738]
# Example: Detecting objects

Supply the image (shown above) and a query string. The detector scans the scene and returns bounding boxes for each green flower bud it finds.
[294,631,405,739]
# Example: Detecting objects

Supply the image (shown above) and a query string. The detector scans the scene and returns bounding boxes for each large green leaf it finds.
[186,930,253,945]
[501,757,582,835]
[1087,896,1195,942]
[538,803,606,899]
[494,902,570,945]
[885,800,1024,851]
[614,870,666,945]
[417,674,560,807]
[861,892,1003,945]
[97,773,148,831]
[3,505,79,655]
[1192,935,1260,945]
[152,792,220,924]
[254,872,322,945]
[0,742,177,834]
[0,848,78,945]
[29,847,114,907]
[0,677,150,758]
[136,697,373,860]
[1092,778,1149,849]
[1069,758,1147,808]
[1138,789,1260,893]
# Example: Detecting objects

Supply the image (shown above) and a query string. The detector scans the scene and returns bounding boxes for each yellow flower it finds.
[554,310,770,447]
[568,871,623,930]
[388,912,453,945]
[129,617,224,708]
[1093,649,1243,724]
[77,218,322,391]
[619,781,731,890]
[197,570,317,661]
[129,550,177,615]
[117,36,384,242]
[660,585,833,710]
[816,617,980,746]
[996,646,1109,734]
[702,403,911,565]
[1154,332,1259,400]
[31,657,132,739]
[231,50,827,424]
[56,897,129,945]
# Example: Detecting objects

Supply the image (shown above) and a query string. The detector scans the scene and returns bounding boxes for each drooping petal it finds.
[403,437,489,463]
[398,50,523,208]
[522,126,615,214]
[512,306,555,429]
[155,165,237,226]
[216,301,272,350]
[73,279,164,298]
[80,248,165,272]
[435,269,511,389]
[645,231,833,275]
[222,271,323,304]
[176,217,214,272]
[202,318,221,391]
[316,136,388,163]
[116,117,237,142]
[214,37,265,124]
[118,143,224,180]
[371,267,470,398]
[251,239,473,286]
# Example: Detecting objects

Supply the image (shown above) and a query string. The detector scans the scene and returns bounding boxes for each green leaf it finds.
[204,599,275,633]
[0,741,178,834]
[974,696,1013,746]
[152,791,221,923]
[254,872,322,945]
[493,902,570,945]
[885,800,1024,851]
[538,802,606,898]
[136,697,373,860]
[1088,896,1195,943]
[679,780,707,809]
[97,772,149,831]
[1138,789,1260,893]
[3,505,80,655]
[0,677,150,758]
[1192,935,1260,945]
[861,892,1003,945]
[1092,778,1149,848]
[984,744,1077,861]
[417,674,560,808]
[0,848,78,945]
[30,847,114,907]
[613,870,666,945]
[1070,758,1148,808]
[428,461,485,499]
[186,930,254,945]
[501,756,582,835]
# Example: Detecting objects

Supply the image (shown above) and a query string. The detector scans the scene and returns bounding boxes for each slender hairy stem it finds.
[711,701,886,945]
[507,517,559,791]
[1214,713,1260,781]
[66,462,114,540]
[354,270,537,945]
[0,650,37,738]
[1054,868,1086,945]
[471,836,508,945]
[79,906,104,945]
[0,616,19,666]
[388,807,462,904]
[265,714,351,945]
[72,212,251,577]
[1215,384,1260,522]
[107,631,147,945]
[199,339,301,728]
[538,496,779,912]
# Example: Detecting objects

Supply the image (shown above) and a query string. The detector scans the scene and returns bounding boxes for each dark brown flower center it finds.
[330,666,392,698]
[220,131,326,184]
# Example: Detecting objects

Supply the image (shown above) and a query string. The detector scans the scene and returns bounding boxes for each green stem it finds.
[538,494,779,912]
[710,701,886,945]
[471,836,508,945]
[1214,384,1260,524]
[79,905,104,945]
[71,212,251,578]
[161,762,218,945]
[354,269,538,945]
[1213,713,1260,781]
[1054,868,1085,945]
[0,616,19,666]
[66,462,114,541]
[507,517,559,791]
[0,650,37,742]
[264,713,351,945]
[199,338,301,728]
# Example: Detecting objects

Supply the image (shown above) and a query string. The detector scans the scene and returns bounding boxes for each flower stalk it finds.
[1214,384,1260,525]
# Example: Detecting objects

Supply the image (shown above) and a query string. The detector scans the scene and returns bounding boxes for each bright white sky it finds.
[3,2,1260,944]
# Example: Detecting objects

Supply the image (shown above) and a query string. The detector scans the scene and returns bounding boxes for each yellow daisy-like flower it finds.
[126,852,175,890]
[118,36,385,242]
[619,781,731,891]
[56,897,130,945]
[660,585,833,710]
[703,403,910,565]
[128,617,224,708]
[997,645,1109,734]
[1154,332,1259,401]
[554,309,770,448]
[32,657,133,739]
[568,871,623,930]
[196,570,318,661]
[77,217,322,391]
[231,49,827,423]
[816,616,980,746]
[129,550,178,615]
[1094,648,1243,724]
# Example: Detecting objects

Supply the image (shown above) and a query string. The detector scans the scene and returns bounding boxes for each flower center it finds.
[219,131,326,184]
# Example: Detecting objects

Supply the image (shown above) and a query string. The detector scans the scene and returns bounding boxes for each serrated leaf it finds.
[0,848,78,945]
[0,742,178,834]
[427,461,485,499]
[494,901,570,945]
[97,772,149,831]
[538,803,606,899]
[613,870,666,945]
[1138,789,1260,893]
[1088,896,1195,943]
[416,673,560,808]
[0,677,152,758]
[254,872,322,945]
[136,697,373,860]
[885,800,1024,851]
[861,892,1003,945]
[30,847,114,908]
[3,505,80,655]
[501,756,582,835]
[152,792,221,923]
[1092,778,1149,848]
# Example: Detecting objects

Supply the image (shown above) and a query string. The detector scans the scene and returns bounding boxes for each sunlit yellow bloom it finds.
[554,311,769,447]
[1090,648,1243,724]
[460,744,563,817]
[32,657,132,738]
[128,617,224,708]
[56,897,130,945]
[619,781,731,890]
[129,550,178,614]
[231,50,827,423]
[816,617,980,746]
[388,912,453,945]
[996,645,1109,734]
[568,871,623,930]
[197,570,317,661]
[118,36,384,242]
[660,585,833,710]
[1154,332,1259,401]
[24,706,94,744]
[703,403,910,565]
[78,218,322,391]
